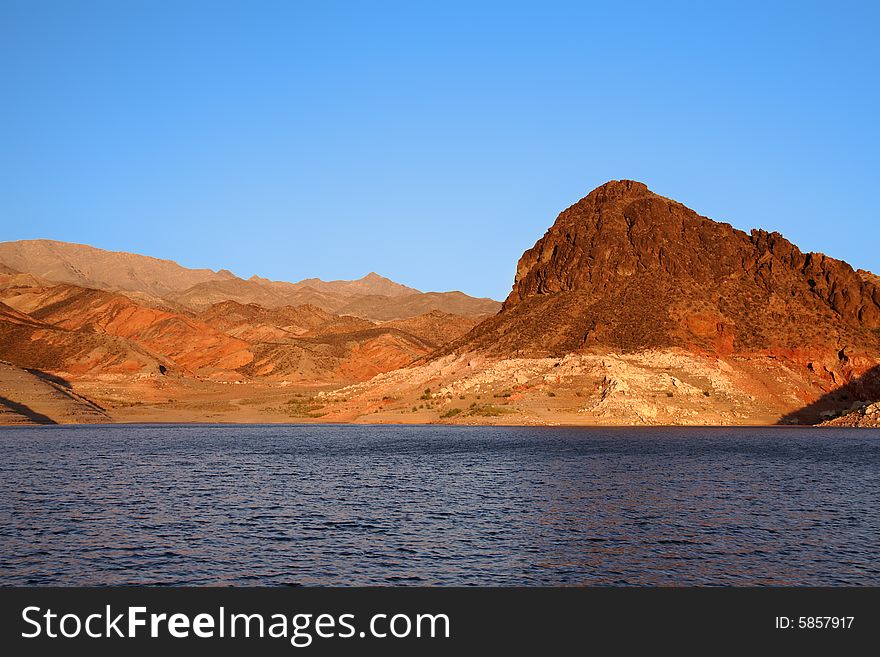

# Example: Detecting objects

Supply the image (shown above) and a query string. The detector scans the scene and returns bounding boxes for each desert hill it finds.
[0,280,244,378]
[178,276,498,319]
[192,301,480,382]
[383,311,484,346]
[0,310,163,379]
[0,247,494,421]
[277,271,418,298]
[196,301,375,342]
[0,239,236,300]
[334,290,499,322]
[446,181,880,370]
[0,361,109,424]
[0,266,481,389]
[0,239,501,320]
[168,277,299,311]
[242,327,436,382]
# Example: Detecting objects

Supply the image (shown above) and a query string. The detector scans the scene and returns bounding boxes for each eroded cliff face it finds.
[451,180,880,368]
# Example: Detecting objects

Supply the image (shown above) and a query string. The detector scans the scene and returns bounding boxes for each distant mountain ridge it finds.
[0,239,235,298]
[0,240,498,385]
[0,239,500,320]
[261,271,419,298]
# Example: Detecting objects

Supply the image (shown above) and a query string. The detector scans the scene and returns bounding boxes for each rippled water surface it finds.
[1,424,878,585]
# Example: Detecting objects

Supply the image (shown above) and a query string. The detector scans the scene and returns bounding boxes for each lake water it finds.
[0,424,878,586]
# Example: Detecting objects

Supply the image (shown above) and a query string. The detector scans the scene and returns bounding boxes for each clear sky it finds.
[2,1,877,300]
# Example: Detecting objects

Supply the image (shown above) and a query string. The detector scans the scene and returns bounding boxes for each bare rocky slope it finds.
[0,240,500,320]
[0,239,235,300]
[820,401,880,427]
[0,361,109,424]
[445,181,880,377]
[0,266,482,388]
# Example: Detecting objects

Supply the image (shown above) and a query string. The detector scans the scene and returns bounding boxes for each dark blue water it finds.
[0,424,878,586]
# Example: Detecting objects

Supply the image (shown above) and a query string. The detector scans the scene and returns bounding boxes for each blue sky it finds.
[2,1,877,300]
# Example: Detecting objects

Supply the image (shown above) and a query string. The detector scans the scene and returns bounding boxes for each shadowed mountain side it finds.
[382,311,484,346]
[0,313,166,377]
[779,365,880,425]
[19,284,253,374]
[196,301,375,340]
[23,367,109,414]
[0,299,45,327]
[25,367,75,390]
[504,181,880,327]
[336,291,500,321]
[0,361,109,424]
[0,397,57,424]
[240,327,440,381]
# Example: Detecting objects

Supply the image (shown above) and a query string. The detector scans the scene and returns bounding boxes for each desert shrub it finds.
[285,399,325,418]
[467,404,514,417]
[441,407,463,418]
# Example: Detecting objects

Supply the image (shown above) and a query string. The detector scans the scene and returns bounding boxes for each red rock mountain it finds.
[451,180,880,372]
[0,267,483,384]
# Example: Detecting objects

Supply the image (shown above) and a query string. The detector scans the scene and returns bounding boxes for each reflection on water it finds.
[0,424,878,585]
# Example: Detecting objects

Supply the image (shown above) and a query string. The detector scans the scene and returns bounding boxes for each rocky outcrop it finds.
[383,310,484,346]
[820,401,880,427]
[449,181,880,369]
[505,181,880,329]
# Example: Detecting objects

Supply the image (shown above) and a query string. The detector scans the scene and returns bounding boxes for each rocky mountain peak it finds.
[583,178,651,203]
[505,180,879,327]
[451,181,880,360]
